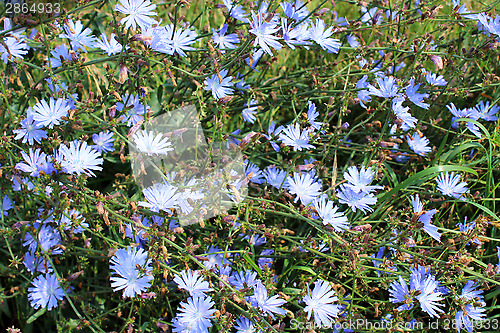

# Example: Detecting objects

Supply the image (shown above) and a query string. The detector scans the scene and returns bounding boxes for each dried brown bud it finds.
[118,64,128,84]
[103,210,110,226]
[96,202,104,215]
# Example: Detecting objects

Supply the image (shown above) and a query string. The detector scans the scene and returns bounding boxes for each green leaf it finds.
[439,142,483,164]
[465,200,500,221]
[27,307,46,324]
[378,164,478,206]
[157,85,163,103]
[282,287,303,295]
[486,286,500,300]
[103,156,121,163]
[291,265,317,276]
[242,253,262,276]
[382,161,398,188]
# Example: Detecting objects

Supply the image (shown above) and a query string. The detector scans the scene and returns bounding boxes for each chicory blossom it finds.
[303,279,341,327]
[204,69,234,99]
[28,274,66,311]
[435,171,469,200]
[109,246,153,298]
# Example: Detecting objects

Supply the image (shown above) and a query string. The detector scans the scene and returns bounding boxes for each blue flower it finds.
[405,78,429,109]
[234,316,261,333]
[115,0,157,31]
[392,96,417,129]
[57,141,103,177]
[28,273,66,311]
[343,165,383,194]
[303,279,341,327]
[60,208,89,234]
[110,246,153,298]
[242,99,258,123]
[416,275,445,318]
[371,247,397,277]
[15,148,50,177]
[59,20,96,52]
[407,132,431,156]
[258,249,274,269]
[337,184,377,213]
[116,94,147,126]
[202,246,225,270]
[246,48,265,70]
[446,103,482,138]
[174,270,213,297]
[175,296,216,333]
[263,165,288,189]
[0,37,28,64]
[1,18,25,38]
[313,197,349,232]
[435,171,468,200]
[125,215,152,247]
[455,305,486,333]
[454,280,485,331]
[0,20,27,61]
[12,176,35,192]
[356,75,372,108]
[447,102,469,129]
[452,0,477,19]
[464,108,482,138]
[425,72,447,86]
[286,172,322,206]
[477,12,500,38]
[410,194,441,242]
[248,281,286,319]
[389,267,445,317]
[48,44,75,68]
[244,160,265,184]
[94,33,125,55]
[132,130,174,156]
[281,0,309,21]
[279,123,314,151]
[45,78,78,110]
[23,224,63,255]
[32,98,70,129]
[222,0,248,23]
[227,129,242,147]
[459,280,484,303]
[249,11,282,56]
[234,73,250,90]
[347,34,360,47]
[23,251,52,274]
[150,24,198,57]
[229,270,259,290]
[414,0,422,14]
[475,101,499,121]
[212,24,239,53]
[138,182,179,213]
[263,121,283,152]
[387,61,406,74]
[457,217,481,245]
[244,233,267,246]
[497,246,500,270]
[368,76,399,98]
[281,19,311,50]
[309,19,341,53]
[306,101,323,131]
[389,275,414,311]
[91,131,115,154]
[204,69,234,99]
[361,6,383,25]
[13,110,48,145]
